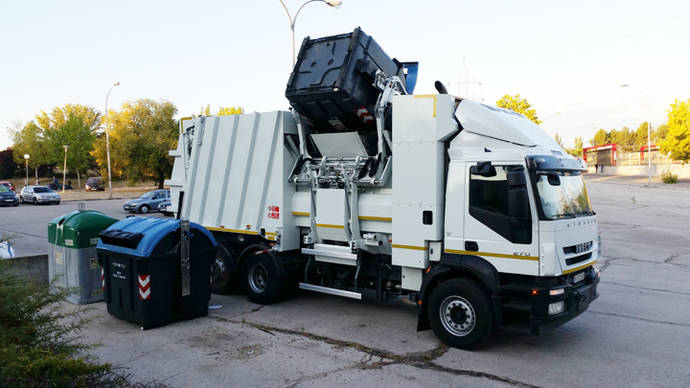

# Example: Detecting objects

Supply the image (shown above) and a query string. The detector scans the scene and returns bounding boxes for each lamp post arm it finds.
[293,0,320,26]
[279,0,294,27]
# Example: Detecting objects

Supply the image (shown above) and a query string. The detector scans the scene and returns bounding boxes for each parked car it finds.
[19,186,61,205]
[0,181,15,192]
[0,185,18,206]
[158,199,173,216]
[85,176,105,191]
[123,189,170,214]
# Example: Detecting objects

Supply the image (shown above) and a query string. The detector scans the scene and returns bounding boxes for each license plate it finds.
[573,271,585,284]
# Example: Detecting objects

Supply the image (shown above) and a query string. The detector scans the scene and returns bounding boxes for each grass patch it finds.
[0,262,134,387]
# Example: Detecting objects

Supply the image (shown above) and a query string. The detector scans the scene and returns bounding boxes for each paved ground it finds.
[4,177,690,387]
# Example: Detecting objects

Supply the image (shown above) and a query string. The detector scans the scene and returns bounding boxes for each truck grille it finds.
[563,241,593,255]
[566,252,592,266]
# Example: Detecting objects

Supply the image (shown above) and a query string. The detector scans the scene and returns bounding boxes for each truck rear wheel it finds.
[242,251,283,305]
[211,245,236,295]
[427,278,493,350]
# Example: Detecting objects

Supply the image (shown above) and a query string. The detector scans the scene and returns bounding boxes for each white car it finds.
[19,186,61,205]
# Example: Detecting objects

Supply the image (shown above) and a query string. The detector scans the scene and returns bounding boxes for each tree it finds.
[496,94,542,125]
[44,114,95,188]
[633,121,652,150]
[94,99,178,188]
[567,137,583,158]
[610,127,636,152]
[554,133,564,147]
[659,99,690,162]
[11,121,49,181]
[591,129,609,146]
[654,124,669,144]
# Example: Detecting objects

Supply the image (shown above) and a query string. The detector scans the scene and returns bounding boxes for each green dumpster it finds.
[48,209,118,304]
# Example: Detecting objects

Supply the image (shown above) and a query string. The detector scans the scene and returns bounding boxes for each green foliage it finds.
[610,127,637,152]
[496,94,542,125]
[93,99,178,188]
[11,121,49,172]
[661,170,678,184]
[566,137,583,158]
[634,121,652,149]
[554,133,564,147]
[0,263,128,387]
[654,124,669,143]
[45,114,96,176]
[591,128,609,146]
[659,99,690,162]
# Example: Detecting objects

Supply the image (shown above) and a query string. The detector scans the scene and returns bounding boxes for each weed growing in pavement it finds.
[661,170,678,184]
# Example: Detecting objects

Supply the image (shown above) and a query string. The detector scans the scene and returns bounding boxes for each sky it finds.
[1,0,689,150]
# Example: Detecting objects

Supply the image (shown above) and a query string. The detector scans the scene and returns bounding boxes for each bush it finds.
[0,262,130,387]
[661,170,678,184]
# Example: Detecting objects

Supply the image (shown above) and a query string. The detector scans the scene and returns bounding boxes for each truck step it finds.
[501,300,532,312]
[502,323,532,334]
[299,283,362,300]
[302,244,358,267]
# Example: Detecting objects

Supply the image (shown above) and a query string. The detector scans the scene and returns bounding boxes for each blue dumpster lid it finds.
[97,217,217,257]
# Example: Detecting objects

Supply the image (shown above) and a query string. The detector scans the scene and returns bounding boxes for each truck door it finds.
[460,163,539,276]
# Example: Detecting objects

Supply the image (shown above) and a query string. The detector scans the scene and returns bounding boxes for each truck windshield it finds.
[535,171,593,219]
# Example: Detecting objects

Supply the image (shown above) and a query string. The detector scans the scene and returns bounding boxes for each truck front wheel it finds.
[427,278,493,350]
[242,251,282,305]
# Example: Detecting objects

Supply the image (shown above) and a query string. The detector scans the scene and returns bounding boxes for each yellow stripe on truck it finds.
[316,223,345,229]
[392,244,428,251]
[444,249,539,261]
[205,226,258,235]
[562,259,598,274]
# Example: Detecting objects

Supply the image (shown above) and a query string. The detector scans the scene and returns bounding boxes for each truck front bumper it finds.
[529,266,600,333]
[498,265,599,334]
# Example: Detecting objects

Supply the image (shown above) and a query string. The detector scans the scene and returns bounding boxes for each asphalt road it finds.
[0,199,166,257]
[5,180,690,387]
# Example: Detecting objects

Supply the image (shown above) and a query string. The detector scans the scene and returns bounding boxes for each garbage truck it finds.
[165,28,600,349]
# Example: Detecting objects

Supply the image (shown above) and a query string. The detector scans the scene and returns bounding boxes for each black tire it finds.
[139,205,149,214]
[32,198,37,205]
[13,202,18,207]
[211,245,236,295]
[242,250,283,305]
[427,278,494,350]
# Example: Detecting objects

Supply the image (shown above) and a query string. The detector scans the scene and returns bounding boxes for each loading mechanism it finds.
[289,73,408,301]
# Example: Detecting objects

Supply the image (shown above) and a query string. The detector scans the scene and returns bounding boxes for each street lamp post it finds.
[61,145,69,193]
[104,81,120,199]
[23,154,30,186]
[279,0,342,67]
[620,84,652,186]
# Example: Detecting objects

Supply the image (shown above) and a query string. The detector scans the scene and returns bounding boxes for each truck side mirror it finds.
[470,161,496,177]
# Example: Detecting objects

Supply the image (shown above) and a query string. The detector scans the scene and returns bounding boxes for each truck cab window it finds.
[469,165,531,244]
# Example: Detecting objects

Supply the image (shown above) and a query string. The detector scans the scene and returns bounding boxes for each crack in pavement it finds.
[207,314,539,388]
[587,310,690,328]
[599,255,690,272]
[600,280,690,297]
[0,228,46,239]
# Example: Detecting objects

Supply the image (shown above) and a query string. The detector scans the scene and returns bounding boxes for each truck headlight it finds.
[548,301,565,315]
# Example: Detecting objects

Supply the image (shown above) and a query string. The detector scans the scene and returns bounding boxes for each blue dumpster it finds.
[97,217,216,329]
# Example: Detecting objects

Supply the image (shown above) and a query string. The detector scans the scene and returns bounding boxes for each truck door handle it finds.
[465,241,479,251]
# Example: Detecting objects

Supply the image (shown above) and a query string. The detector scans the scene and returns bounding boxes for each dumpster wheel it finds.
[211,244,236,295]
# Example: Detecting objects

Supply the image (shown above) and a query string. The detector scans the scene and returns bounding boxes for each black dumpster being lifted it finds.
[285,27,405,132]
[97,217,217,329]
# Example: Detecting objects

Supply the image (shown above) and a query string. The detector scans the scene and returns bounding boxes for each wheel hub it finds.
[440,295,476,337]
[211,256,226,283]
[248,263,268,294]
